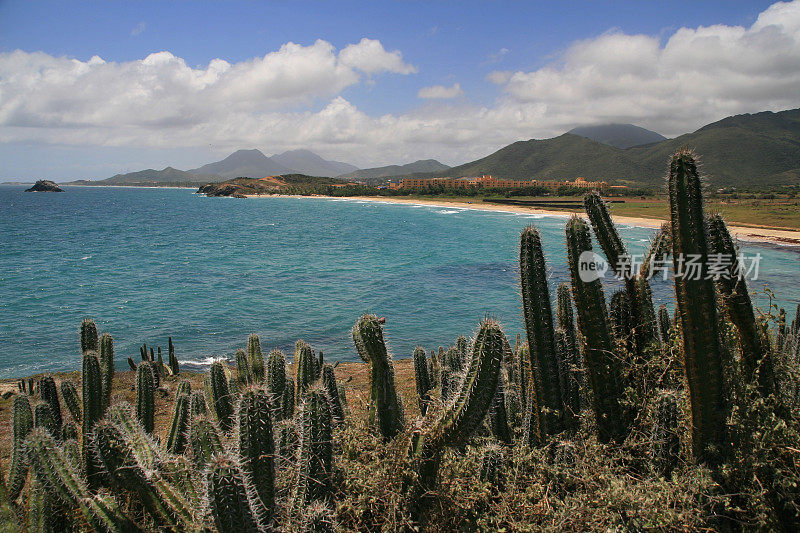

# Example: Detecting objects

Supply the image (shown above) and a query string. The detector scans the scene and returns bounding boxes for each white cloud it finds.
[2,1,800,176]
[131,22,146,36]
[418,83,463,99]
[338,38,416,74]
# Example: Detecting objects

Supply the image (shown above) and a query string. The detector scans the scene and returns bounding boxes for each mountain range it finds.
[431,108,800,187]
[71,107,800,189]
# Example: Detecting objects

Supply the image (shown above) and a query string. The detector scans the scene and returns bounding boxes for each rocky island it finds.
[24,180,64,192]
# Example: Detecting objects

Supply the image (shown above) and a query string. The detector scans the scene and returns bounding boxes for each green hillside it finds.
[627,109,800,187]
[440,134,660,182]
[436,108,800,188]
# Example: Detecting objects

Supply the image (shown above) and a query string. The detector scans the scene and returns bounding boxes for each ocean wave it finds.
[434,209,461,214]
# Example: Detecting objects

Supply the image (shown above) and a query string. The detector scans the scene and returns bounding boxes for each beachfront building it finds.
[400,175,608,190]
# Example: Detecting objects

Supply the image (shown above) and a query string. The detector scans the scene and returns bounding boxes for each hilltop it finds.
[337,159,450,181]
[197,174,348,197]
[567,123,666,149]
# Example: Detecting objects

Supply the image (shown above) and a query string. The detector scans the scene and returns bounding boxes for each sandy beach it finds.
[246,194,800,247]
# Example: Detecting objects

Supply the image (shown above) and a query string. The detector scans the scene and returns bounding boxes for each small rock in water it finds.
[25,180,64,192]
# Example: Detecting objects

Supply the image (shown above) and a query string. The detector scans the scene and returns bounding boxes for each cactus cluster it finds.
[4,148,799,531]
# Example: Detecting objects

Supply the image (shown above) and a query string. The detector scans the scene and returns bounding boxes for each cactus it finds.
[99,333,114,410]
[520,225,564,436]
[208,454,264,533]
[26,429,137,532]
[413,347,433,416]
[33,402,58,438]
[440,367,454,404]
[136,361,156,434]
[277,420,299,462]
[7,394,33,500]
[168,336,180,375]
[93,419,193,528]
[247,334,265,383]
[237,387,275,518]
[295,340,317,395]
[128,356,137,371]
[80,318,99,354]
[609,290,634,351]
[300,501,338,533]
[82,351,104,486]
[37,376,62,433]
[190,390,207,418]
[166,391,190,454]
[556,328,581,432]
[707,213,774,396]
[60,380,81,423]
[658,304,672,345]
[294,388,334,508]
[488,372,513,445]
[62,421,78,441]
[189,416,223,468]
[282,377,296,420]
[27,474,57,533]
[157,346,166,376]
[479,444,505,489]
[236,348,253,386]
[175,379,191,398]
[667,149,727,465]
[317,350,325,379]
[653,390,680,478]
[566,215,630,443]
[352,314,405,441]
[321,363,345,423]
[206,360,234,432]
[640,223,672,281]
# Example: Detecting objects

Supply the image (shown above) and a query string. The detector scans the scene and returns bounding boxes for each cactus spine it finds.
[294,388,334,508]
[189,416,223,468]
[667,149,727,465]
[237,387,275,519]
[247,333,265,383]
[136,361,156,434]
[413,346,433,416]
[352,314,405,441]
[99,332,114,409]
[321,363,345,423]
[208,454,264,533]
[566,215,630,443]
[7,394,33,500]
[236,348,253,386]
[295,340,317,395]
[206,360,234,432]
[520,225,564,437]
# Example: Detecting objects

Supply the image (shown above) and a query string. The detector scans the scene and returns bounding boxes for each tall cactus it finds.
[413,347,433,416]
[281,377,296,421]
[60,380,81,423]
[556,328,580,432]
[267,349,287,400]
[295,340,317,395]
[82,351,104,486]
[566,215,630,443]
[411,319,506,496]
[321,363,345,423]
[166,391,190,454]
[98,333,114,410]
[247,334,265,383]
[33,403,58,438]
[658,304,672,345]
[489,372,513,445]
[7,394,33,500]
[190,390,208,418]
[236,348,253,386]
[207,454,265,533]
[80,318,99,354]
[237,387,275,520]
[352,314,405,441]
[653,389,680,478]
[206,361,234,432]
[667,149,727,466]
[37,376,62,433]
[136,361,156,434]
[707,213,774,396]
[294,388,334,509]
[520,225,564,436]
[168,336,180,375]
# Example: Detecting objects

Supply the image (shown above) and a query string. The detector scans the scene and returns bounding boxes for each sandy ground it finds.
[246,194,800,246]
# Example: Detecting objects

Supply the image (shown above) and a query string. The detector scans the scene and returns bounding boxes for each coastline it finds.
[244,194,800,247]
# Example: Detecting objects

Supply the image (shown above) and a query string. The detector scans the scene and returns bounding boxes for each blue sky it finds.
[1,0,797,179]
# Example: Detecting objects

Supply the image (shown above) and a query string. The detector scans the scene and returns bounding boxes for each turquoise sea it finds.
[1,185,798,379]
